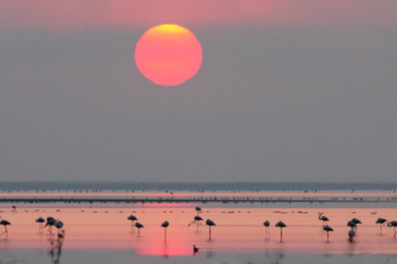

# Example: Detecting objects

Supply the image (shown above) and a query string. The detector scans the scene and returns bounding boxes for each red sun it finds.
[135,24,202,86]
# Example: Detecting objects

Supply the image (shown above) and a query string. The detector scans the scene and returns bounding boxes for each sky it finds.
[1,0,397,183]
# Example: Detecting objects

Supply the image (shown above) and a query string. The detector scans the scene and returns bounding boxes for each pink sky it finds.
[1,0,396,30]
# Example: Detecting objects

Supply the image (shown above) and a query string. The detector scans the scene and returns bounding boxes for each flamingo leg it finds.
[209,226,212,241]
[327,232,329,243]
[280,228,283,243]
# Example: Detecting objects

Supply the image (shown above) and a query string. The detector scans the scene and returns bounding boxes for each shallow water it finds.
[1,192,397,263]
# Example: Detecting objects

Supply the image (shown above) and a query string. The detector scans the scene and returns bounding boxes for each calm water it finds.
[1,191,397,263]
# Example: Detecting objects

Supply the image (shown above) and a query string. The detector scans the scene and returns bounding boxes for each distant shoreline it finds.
[1,190,397,205]
[1,181,397,192]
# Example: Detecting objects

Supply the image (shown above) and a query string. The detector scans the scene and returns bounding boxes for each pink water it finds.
[1,199,397,256]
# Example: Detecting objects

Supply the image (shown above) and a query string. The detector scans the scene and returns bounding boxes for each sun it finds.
[135,24,202,86]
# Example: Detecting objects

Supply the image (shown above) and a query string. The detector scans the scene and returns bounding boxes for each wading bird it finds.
[54,220,64,235]
[387,220,397,237]
[376,218,387,233]
[45,216,57,234]
[206,219,216,241]
[188,215,203,231]
[195,206,202,215]
[263,220,270,237]
[0,219,11,237]
[323,225,334,243]
[347,220,356,230]
[127,215,138,232]
[350,218,362,231]
[318,213,329,227]
[275,221,287,242]
[161,221,169,242]
[35,217,45,232]
[135,222,144,237]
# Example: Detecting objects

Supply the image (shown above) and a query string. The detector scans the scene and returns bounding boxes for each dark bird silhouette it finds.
[127,215,138,232]
[193,244,199,254]
[323,225,334,242]
[348,230,355,243]
[263,220,270,237]
[275,221,287,242]
[318,213,329,227]
[45,216,57,235]
[135,222,144,237]
[54,220,63,230]
[350,218,362,231]
[188,215,203,231]
[376,218,387,233]
[195,206,202,215]
[347,220,357,230]
[387,220,397,237]
[11,206,17,213]
[206,219,216,241]
[161,221,169,242]
[36,217,45,232]
[0,219,11,237]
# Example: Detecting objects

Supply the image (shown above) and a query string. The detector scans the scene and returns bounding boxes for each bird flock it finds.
[1,206,397,254]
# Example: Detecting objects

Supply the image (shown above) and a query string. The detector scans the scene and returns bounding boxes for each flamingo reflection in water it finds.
[348,230,355,243]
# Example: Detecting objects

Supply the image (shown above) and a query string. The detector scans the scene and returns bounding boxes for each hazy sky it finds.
[1,1,397,183]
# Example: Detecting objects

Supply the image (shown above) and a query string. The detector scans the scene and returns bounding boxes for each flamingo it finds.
[0,219,11,237]
[348,230,355,243]
[161,221,169,242]
[376,218,387,233]
[387,220,397,237]
[188,215,203,231]
[54,220,63,230]
[135,222,144,237]
[318,213,329,227]
[206,219,216,241]
[54,220,64,236]
[351,218,362,231]
[275,221,287,242]
[35,217,45,232]
[347,220,356,230]
[195,206,202,215]
[323,225,334,243]
[263,220,270,237]
[127,215,138,232]
[45,216,57,235]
